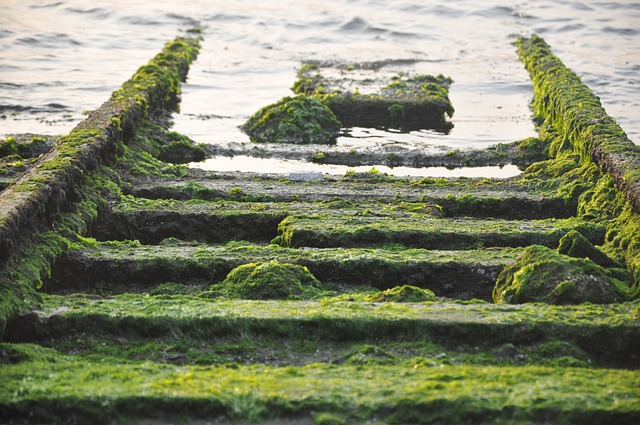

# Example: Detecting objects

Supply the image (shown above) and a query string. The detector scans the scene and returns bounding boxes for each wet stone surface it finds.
[293,62,454,132]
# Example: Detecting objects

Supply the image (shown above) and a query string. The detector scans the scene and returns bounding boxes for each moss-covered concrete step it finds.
[91,197,588,245]
[124,171,573,219]
[276,216,605,249]
[92,198,290,244]
[200,137,546,170]
[0,329,616,368]
[91,197,454,243]
[2,359,638,425]
[7,295,639,367]
[48,242,518,300]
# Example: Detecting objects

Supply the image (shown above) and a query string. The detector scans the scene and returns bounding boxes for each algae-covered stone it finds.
[293,63,454,132]
[242,95,341,144]
[0,134,55,159]
[493,245,630,305]
[558,230,621,269]
[367,285,436,302]
[158,141,206,164]
[217,261,322,300]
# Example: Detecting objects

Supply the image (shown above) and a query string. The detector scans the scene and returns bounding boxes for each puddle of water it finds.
[189,155,521,178]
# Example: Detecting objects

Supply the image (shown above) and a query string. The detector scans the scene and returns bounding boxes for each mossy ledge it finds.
[0,34,200,335]
[2,362,637,425]
[517,35,640,292]
[517,35,640,214]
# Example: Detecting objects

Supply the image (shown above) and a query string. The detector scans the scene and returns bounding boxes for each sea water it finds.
[1,0,638,177]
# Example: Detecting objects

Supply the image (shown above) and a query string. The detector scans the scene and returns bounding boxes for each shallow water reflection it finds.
[190,155,522,179]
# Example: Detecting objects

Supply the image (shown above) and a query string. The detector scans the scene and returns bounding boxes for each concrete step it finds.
[276,216,605,249]
[91,197,595,247]
[8,294,639,369]
[124,170,573,219]
[1,357,637,424]
[48,242,518,300]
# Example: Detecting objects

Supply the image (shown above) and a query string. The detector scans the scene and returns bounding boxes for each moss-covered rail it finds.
[0,34,201,333]
[1,33,639,424]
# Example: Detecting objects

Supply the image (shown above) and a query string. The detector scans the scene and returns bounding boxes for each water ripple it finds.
[0,0,638,145]
[16,33,82,47]
[65,7,112,19]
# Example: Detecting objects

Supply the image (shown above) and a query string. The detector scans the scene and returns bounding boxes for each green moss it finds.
[1,360,638,424]
[292,64,454,131]
[388,103,406,121]
[314,412,347,425]
[158,140,206,164]
[0,343,67,364]
[53,241,520,300]
[517,34,640,225]
[493,245,631,305]
[558,230,621,268]
[242,95,342,144]
[311,151,326,163]
[212,261,324,300]
[366,285,436,302]
[276,215,605,250]
[149,282,197,296]
[0,136,19,157]
[0,133,53,160]
[513,137,550,166]
[291,63,322,95]
[0,34,201,335]
[341,167,396,183]
[606,204,640,295]
[8,293,637,372]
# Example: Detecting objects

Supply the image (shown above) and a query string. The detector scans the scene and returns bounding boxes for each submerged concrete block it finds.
[292,62,454,132]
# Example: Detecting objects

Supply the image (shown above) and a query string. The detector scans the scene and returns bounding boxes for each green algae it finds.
[493,245,632,305]
[149,281,198,296]
[50,241,519,300]
[1,361,638,424]
[576,174,640,296]
[517,36,640,216]
[517,35,640,294]
[157,134,206,164]
[21,294,640,350]
[0,169,119,337]
[510,137,550,169]
[366,285,436,302]
[0,343,67,364]
[276,215,605,249]
[2,333,608,369]
[558,230,621,268]
[242,95,342,144]
[0,34,201,336]
[6,292,639,371]
[4,32,640,425]
[211,261,324,300]
[0,135,53,160]
[94,195,577,246]
[292,63,454,132]
[0,136,19,157]
[124,171,572,219]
